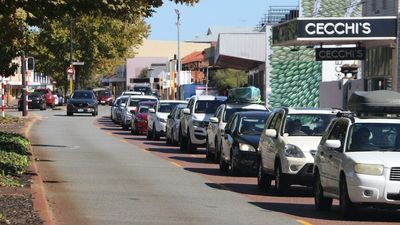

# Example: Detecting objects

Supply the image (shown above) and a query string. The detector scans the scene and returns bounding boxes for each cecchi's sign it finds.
[297,17,397,39]
[272,17,397,45]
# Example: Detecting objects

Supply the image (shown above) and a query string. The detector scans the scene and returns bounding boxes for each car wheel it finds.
[146,127,152,140]
[186,130,197,153]
[67,111,73,116]
[339,175,357,218]
[314,171,332,211]
[170,128,177,145]
[216,140,223,163]
[166,128,172,145]
[179,127,187,152]
[92,111,97,117]
[219,152,229,173]
[152,123,160,141]
[229,149,240,176]
[257,160,271,190]
[205,138,213,161]
[275,161,289,194]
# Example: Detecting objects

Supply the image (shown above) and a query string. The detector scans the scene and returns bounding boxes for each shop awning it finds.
[272,17,397,47]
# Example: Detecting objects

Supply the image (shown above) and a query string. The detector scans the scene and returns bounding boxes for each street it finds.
[20,106,400,225]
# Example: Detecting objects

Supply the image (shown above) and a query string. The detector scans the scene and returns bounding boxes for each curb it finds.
[22,116,54,225]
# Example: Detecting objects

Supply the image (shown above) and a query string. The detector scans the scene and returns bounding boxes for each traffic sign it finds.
[66,65,75,75]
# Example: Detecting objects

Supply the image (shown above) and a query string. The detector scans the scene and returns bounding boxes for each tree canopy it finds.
[213,69,248,94]
[0,0,199,79]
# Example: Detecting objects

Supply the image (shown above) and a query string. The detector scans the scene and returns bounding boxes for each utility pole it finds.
[69,18,74,95]
[21,51,27,116]
[175,9,181,99]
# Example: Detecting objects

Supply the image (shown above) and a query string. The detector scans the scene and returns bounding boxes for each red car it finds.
[97,90,113,105]
[130,101,156,135]
[34,88,55,108]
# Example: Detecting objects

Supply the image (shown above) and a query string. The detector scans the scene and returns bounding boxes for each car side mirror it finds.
[324,140,341,149]
[183,108,190,115]
[264,129,277,137]
[209,117,219,123]
[149,108,155,113]
[167,115,173,119]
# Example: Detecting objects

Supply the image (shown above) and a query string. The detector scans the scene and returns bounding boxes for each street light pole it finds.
[174,9,181,99]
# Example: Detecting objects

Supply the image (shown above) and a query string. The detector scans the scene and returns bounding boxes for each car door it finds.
[182,98,194,136]
[208,105,222,150]
[221,114,238,162]
[216,105,226,151]
[322,119,349,195]
[166,107,176,138]
[265,111,284,174]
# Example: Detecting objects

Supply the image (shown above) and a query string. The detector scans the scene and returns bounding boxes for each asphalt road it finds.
[26,106,299,225]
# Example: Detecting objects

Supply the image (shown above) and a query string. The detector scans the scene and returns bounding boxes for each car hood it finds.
[285,136,322,153]
[237,135,260,149]
[193,113,213,122]
[347,151,400,167]
[68,99,96,104]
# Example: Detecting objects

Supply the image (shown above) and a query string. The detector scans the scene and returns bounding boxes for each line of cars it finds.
[18,87,64,111]
[109,88,400,218]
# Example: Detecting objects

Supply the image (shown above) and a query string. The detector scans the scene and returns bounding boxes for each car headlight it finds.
[192,120,202,127]
[284,144,305,158]
[239,143,256,152]
[159,118,167,123]
[354,164,384,176]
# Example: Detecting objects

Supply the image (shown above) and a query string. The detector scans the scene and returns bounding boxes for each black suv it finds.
[67,90,98,116]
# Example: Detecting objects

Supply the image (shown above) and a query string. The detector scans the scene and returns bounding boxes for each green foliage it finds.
[0,132,30,155]
[0,213,11,225]
[213,69,247,93]
[0,174,21,188]
[0,151,29,175]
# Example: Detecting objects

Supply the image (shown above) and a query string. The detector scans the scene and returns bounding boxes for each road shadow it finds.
[250,201,400,222]
[146,147,182,154]
[32,144,67,148]
[184,167,226,177]
[170,155,207,164]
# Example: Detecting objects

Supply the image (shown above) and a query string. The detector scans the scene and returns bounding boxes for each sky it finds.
[145,0,298,41]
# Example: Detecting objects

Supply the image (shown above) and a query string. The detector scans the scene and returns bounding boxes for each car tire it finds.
[146,127,152,140]
[314,171,332,211]
[257,160,271,190]
[92,112,97,117]
[170,128,177,145]
[205,138,213,161]
[166,131,172,145]
[275,161,289,194]
[179,127,187,152]
[152,123,160,141]
[339,175,357,218]
[67,111,73,116]
[229,149,240,176]
[219,152,229,173]
[186,130,197,153]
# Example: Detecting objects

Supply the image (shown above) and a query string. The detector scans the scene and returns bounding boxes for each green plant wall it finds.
[268,0,362,107]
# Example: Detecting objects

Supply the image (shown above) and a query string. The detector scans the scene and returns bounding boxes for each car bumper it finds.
[234,151,258,172]
[135,120,148,133]
[68,105,96,113]
[28,101,44,109]
[190,126,207,145]
[347,170,400,206]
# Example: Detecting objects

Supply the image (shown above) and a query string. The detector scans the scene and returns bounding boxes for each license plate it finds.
[101,101,105,104]
[28,100,32,102]
[78,109,84,112]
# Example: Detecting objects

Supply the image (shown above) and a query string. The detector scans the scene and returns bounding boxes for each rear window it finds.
[133,86,151,94]
[195,100,225,114]
[98,91,111,96]
[138,106,149,113]
[158,103,183,113]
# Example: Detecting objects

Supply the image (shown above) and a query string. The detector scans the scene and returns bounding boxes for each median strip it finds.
[296,219,313,225]
[170,161,182,168]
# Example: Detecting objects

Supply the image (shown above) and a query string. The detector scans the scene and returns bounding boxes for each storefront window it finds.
[364,47,392,90]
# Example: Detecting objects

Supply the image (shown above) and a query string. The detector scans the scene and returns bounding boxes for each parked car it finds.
[120,95,158,130]
[257,107,338,194]
[53,91,64,106]
[34,88,55,108]
[111,96,127,122]
[180,95,227,152]
[314,90,400,218]
[122,91,143,96]
[18,92,47,111]
[147,100,187,140]
[165,104,187,145]
[97,90,113,105]
[132,84,152,95]
[130,101,157,135]
[219,111,271,176]
[66,90,98,116]
[114,96,130,124]
[206,102,268,162]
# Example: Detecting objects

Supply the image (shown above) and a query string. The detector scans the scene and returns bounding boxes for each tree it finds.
[213,69,247,94]
[0,0,199,77]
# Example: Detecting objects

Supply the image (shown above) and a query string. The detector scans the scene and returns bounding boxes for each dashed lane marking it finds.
[120,140,128,143]
[296,219,313,225]
[170,161,182,168]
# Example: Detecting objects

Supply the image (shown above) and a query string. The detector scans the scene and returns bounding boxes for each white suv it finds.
[206,103,267,161]
[180,95,226,153]
[147,100,187,140]
[120,95,158,130]
[257,107,338,194]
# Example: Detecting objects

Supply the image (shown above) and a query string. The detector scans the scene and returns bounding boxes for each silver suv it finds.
[180,95,226,153]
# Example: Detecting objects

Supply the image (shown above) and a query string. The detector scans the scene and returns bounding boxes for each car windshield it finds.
[239,117,266,135]
[133,86,151,94]
[195,100,224,114]
[98,91,111,97]
[224,108,263,122]
[29,93,42,97]
[34,90,48,95]
[138,106,149,114]
[71,92,93,99]
[284,114,335,136]
[347,123,400,152]
[130,99,157,107]
[158,103,182,113]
